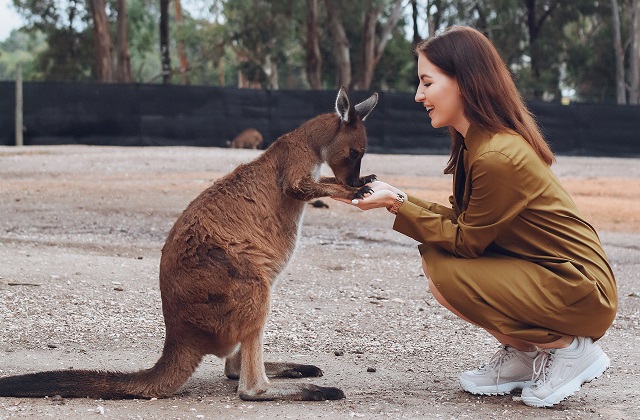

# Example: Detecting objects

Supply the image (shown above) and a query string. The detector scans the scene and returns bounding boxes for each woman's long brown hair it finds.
[414,26,555,174]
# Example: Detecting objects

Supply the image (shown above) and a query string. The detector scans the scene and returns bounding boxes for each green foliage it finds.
[128,0,162,82]
[0,30,46,80]
[0,0,635,102]
[373,24,415,92]
[32,27,93,81]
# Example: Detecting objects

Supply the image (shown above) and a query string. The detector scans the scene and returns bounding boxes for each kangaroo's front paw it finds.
[359,174,377,185]
[353,185,373,199]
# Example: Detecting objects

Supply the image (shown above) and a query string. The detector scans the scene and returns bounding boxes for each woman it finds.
[337,26,618,408]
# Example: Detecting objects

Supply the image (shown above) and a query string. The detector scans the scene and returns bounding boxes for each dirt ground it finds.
[0,145,638,419]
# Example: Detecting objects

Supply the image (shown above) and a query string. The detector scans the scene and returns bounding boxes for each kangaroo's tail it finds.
[0,341,203,399]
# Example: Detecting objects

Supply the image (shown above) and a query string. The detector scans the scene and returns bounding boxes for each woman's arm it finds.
[395,151,529,258]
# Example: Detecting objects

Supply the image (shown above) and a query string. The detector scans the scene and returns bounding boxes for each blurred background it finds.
[2,0,640,103]
[1,1,639,153]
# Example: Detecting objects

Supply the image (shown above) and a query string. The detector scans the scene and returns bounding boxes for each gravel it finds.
[0,145,638,419]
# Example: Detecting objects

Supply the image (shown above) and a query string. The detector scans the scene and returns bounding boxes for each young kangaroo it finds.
[226,128,264,149]
[0,87,378,402]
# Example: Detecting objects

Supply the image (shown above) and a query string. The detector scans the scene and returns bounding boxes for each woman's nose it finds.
[415,87,425,103]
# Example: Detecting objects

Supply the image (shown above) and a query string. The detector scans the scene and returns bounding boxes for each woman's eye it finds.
[423,83,432,87]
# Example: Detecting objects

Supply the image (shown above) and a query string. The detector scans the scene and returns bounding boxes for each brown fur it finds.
[227,128,264,149]
[0,87,378,402]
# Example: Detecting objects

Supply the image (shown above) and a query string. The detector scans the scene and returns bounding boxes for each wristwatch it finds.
[387,192,405,215]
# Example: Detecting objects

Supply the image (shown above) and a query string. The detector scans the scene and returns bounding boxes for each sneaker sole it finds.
[521,352,610,408]
[459,377,535,396]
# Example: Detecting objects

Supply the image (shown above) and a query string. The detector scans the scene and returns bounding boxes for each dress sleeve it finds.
[406,195,457,221]
[393,151,529,258]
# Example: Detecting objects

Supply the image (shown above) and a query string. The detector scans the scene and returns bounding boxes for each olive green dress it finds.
[393,125,618,344]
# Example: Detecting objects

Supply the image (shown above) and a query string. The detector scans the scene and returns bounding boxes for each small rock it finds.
[334,350,344,356]
[366,367,376,373]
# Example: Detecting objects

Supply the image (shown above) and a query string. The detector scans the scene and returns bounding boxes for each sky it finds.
[0,0,23,41]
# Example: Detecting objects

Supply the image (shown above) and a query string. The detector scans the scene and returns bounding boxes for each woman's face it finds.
[415,53,469,136]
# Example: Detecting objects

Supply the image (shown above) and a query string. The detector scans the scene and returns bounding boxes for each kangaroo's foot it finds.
[264,362,323,378]
[239,382,345,401]
[226,361,323,379]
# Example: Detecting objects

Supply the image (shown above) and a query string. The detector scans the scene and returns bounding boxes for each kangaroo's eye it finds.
[349,149,359,159]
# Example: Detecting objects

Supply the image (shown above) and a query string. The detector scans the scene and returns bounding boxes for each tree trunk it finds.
[115,0,131,83]
[357,6,378,90]
[88,0,114,82]
[611,0,627,104]
[266,54,278,89]
[630,0,640,104]
[174,0,190,85]
[305,0,323,89]
[160,0,171,84]
[324,0,351,88]
[410,0,421,44]
[427,0,443,37]
[525,0,560,99]
[357,0,403,90]
[217,44,225,86]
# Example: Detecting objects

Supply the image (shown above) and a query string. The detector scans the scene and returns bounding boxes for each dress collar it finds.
[462,124,495,155]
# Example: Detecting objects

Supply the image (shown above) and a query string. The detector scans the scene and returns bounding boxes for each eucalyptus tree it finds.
[11,0,93,80]
[223,0,303,89]
[11,0,131,81]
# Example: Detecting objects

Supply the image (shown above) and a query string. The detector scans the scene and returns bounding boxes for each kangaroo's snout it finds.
[322,87,378,188]
[346,160,363,187]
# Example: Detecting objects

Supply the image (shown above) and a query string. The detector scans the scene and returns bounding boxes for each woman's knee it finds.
[427,278,445,303]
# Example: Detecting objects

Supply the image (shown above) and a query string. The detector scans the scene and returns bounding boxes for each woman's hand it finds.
[332,181,405,211]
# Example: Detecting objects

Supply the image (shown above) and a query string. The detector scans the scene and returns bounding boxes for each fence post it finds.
[15,64,23,147]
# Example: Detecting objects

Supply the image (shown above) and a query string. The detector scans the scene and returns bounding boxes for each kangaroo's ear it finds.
[335,86,351,123]
[355,92,378,122]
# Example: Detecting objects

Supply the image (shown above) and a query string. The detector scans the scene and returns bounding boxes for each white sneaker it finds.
[521,337,610,408]
[459,346,537,395]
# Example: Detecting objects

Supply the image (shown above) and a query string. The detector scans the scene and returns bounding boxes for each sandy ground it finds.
[0,145,638,419]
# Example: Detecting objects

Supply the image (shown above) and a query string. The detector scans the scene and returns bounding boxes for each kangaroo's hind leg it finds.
[235,327,344,401]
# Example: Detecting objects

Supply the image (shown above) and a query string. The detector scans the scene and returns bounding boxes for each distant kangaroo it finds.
[0,87,378,401]
[226,128,264,149]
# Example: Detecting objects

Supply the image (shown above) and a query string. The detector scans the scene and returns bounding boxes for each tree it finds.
[355,0,404,89]
[323,0,405,90]
[630,0,640,103]
[116,0,132,82]
[88,0,113,82]
[173,0,189,84]
[160,0,171,84]
[611,0,627,104]
[11,0,94,80]
[224,0,303,89]
[523,0,561,99]
[305,0,323,89]
[324,0,351,88]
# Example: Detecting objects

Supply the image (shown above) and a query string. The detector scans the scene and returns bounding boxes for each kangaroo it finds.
[226,128,264,149]
[0,87,378,402]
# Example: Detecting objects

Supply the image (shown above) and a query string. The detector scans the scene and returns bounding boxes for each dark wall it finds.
[1,81,639,156]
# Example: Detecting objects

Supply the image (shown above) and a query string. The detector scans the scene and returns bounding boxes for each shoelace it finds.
[532,349,555,385]
[481,345,514,385]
